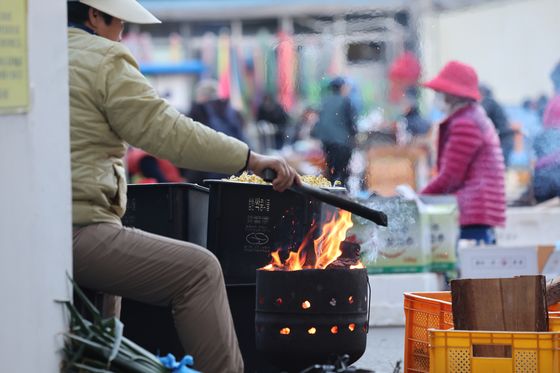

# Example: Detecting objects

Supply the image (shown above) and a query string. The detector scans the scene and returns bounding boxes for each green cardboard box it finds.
[420,195,459,272]
[350,196,431,274]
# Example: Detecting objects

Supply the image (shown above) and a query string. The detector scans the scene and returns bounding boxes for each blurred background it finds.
[125,0,559,204]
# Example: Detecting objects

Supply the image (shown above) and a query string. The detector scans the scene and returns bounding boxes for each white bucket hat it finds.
[71,0,161,24]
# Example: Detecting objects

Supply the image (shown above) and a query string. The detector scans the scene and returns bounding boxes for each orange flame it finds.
[313,210,353,269]
[261,251,283,271]
[261,210,363,271]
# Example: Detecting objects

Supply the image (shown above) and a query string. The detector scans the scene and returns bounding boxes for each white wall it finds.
[0,0,72,371]
[420,0,560,105]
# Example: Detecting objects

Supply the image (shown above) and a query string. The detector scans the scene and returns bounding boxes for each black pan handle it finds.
[262,168,279,182]
[262,168,388,226]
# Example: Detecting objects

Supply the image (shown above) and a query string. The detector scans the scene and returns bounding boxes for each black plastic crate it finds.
[206,180,343,285]
[114,285,269,373]
[122,183,209,246]
[120,183,209,360]
[227,284,286,373]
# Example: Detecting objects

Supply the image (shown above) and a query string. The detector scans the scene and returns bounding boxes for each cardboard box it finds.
[542,246,560,280]
[365,146,429,197]
[351,196,431,274]
[458,245,555,279]
[420,195,460,272]
[496,199,560,246]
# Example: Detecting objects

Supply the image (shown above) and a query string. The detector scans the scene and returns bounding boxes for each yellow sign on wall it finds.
[0,0,28,114]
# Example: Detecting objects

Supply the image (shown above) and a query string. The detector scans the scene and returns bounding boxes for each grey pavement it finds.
[353,327,405,373]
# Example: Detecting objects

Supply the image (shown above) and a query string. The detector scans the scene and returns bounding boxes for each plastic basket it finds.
[551,317,560,332]
[404,292,453,372]
[429,330,560,373]
[404,291,560,373]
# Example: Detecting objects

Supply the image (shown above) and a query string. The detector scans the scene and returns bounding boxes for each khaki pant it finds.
[73,223,243,373]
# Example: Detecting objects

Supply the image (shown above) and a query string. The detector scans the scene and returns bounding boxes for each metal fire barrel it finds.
[255,268,369,371]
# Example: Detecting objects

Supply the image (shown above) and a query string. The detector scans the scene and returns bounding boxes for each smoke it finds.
[349,196,421,263]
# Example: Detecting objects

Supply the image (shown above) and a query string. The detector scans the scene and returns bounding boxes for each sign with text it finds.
[0,0,28,114]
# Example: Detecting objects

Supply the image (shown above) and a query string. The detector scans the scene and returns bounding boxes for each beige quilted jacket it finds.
[68,28,249,225]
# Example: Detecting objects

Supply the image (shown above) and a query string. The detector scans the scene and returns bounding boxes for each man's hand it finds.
[248,152,300,192]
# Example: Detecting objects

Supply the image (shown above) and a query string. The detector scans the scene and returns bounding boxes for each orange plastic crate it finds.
[404,291,560,373]
[404,292,453,373]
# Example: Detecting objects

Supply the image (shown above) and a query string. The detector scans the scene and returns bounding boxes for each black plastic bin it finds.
[122,182,209,246]
[206,180,344,285]
[120,182,209,360]
[228,284,284,373]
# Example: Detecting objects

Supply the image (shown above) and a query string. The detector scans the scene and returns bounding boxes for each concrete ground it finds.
[352,327,405,373]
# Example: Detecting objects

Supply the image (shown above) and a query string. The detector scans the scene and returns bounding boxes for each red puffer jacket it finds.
[422,104,506,227]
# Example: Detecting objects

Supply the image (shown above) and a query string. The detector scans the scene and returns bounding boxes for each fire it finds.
[313,210,353,269]
[280,327,290,335]
[261,210,363,271]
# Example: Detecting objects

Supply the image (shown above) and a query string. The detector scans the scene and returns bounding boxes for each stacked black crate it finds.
[120,183,209,359]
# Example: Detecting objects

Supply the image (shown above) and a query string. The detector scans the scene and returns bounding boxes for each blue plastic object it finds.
[159,353,200,373]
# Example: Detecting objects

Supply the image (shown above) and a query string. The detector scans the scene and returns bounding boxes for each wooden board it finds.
[451,276,548,357]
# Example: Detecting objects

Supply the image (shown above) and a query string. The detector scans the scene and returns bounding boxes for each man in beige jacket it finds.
[67,1,299,372]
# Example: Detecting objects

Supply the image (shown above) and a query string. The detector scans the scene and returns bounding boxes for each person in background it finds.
[519,98,542,150]
[67,1,299,372]
[421,61,506,244]
[480,84,515,166]
[311,77,357,185]
[256,93,290,149]
[536,94,549,122]
[188,79,247,183]
[288,106,319,144]
[127,147,185,184]
[189,79,246,142]
[533,61,560,202]
[399,86,431,137]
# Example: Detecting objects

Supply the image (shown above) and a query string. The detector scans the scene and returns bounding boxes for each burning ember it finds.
[261,210,364,271]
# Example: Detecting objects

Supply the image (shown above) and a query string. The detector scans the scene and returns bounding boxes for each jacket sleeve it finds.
[343,98,357,138]
[422,119,483,194]
[97,45,249,174]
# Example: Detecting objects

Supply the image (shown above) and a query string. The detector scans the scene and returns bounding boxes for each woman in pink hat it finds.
[422,61,506,244]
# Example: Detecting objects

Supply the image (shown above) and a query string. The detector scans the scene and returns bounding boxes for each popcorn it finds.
[225,171,268,184]
[225,172,342,188]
